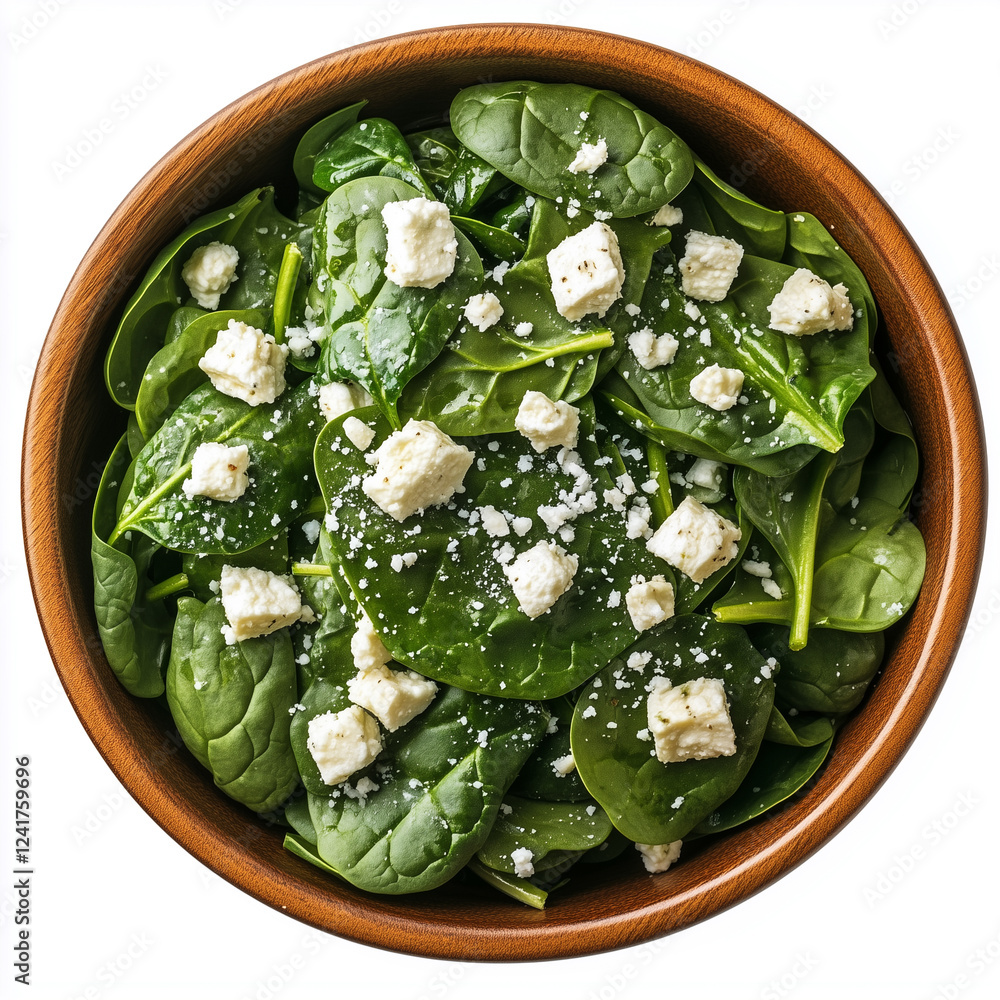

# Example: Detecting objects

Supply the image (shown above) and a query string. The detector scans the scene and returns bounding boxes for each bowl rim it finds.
[21,22,988,961]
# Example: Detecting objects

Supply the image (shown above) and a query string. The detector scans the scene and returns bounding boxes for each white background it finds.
[3,1,998,998]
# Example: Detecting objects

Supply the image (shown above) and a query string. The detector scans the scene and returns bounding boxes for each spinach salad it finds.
[92,81,926,907]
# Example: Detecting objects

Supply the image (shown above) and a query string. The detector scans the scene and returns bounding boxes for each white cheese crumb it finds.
[350,612,392,672]
[679,230,744,302]
[767,267,854,336]
[567,137,608,174]
[463,291,504,331]
[647,676,736,762]
[650,203,683,227]
[689,364,744,411]
[503,540,578,619]
[199,319,287,406]
[381,196,457,288]
[307,706,382,785]
[546,221,625,320]
[625,575,675,632]
[636,840,682,873]
[514,390,580,453]
[342,415,376,451]
[628,326,679,370]
[182,442,249,502]
[318,381,374,422]
[347,663,437,732]
[647,496,741,584]
[511,846,535,878]
[219,565,302,644]
[181,241,239,309]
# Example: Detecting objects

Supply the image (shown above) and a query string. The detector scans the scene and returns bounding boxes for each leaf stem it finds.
[145,573,189,603]
[290,562,333,578]
[272,242,304,343]
[645,439,674,525]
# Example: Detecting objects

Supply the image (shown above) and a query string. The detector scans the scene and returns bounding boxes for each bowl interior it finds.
[22,23,986,961]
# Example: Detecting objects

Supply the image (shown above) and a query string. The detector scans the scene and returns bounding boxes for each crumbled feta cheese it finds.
[650,203,683,227]
[342,415,375,451]
[479,505,510,537]
[285,326,320,359]
[647,676,736,762]
[381,196,457,288]
[307,706,382,785]
[761,578,783,600]
[514,390,580,453]
[628,326,679,369]
[182,442,249,502]
[514,321,534,337]
[546,222,625,320]
[347,663,438,732]
[551,753,576,776]
[685,458,726,492]
[741,559,772,578]
[767,266,854,336]
[350,612,392,672]
[625,575,675,632]
[646,496,741,584]
[626,499,653,540]
[463,291,504,331]
[362,419,474,521]
[678,230,744,301]
[511,516,533,537]
[635,840,683,873]
[510,846,535,878]
[567,137,608,174]
[181,241,239,309]
[689,364,744,411]
[503,540,578,619]
[219,565,302,644]
[318,381,373,422]
[199,319,287,406]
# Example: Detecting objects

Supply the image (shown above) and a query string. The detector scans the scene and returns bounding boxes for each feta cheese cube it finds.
[381,196,457,289]
[219,565,302,644]
[650,203,683,227]
[646,676,736,762]
[510,846,535,878]
[362,419,474,521]
[646,496,741,584]
[182,442,249,502]
[350,612,392,673]
[199,319,287,406]
[567,137,608,174]
[635,840,683,873]
[504,540,578,619]
[181,241,239,309]
[319,381,373,421]
[463,291,504,331]
[479,505,510,538]
[551,753,576,776]
[625,575,675,632]
[685,458,726,492]
[767,266,855,336]
[546,222,625,320]
[628,326,679,370]
[347,663,438,732]
[342,415,375,451]
[514,390,580,453]
[307,706,383,785]
[678,231,744,302]
[689,364,744,411]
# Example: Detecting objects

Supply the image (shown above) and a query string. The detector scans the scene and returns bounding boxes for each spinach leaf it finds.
[164,306,205,345]
[859,359,919,510]
[282,791,316,841]
[450,81,694,218]
[764,706,836,747]
[673,158,786,260]
[283,832,343,877]
[126,413,145,459]
[733,453,837,649]
[570,615,774,843]
[689,738,832,838]
[105,188,303,409]
[406,126,505,215]
[134,308,267,438]
[399,198,668,436]
[293,100,366,195]
[305,686,548,894]
[751,623,884,714]
[613,254,874,469]
[451,216,527,261]
[313,119,432,197]
[824,391,875,509]
[314,176,483,423]
[510,696,590,802]
[713,499,925,632]
[315,402,673,700]
[165,596,300,814]
[475,796,612,875]
[112,379,322,554]
[91,436,172,698]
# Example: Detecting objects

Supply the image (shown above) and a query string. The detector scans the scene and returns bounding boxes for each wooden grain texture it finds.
[21,22,988,961]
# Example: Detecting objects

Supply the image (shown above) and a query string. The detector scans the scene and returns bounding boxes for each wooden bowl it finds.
[21,24,986,960]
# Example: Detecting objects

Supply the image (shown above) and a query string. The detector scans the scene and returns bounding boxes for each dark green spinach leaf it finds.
[293,100,367,195]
